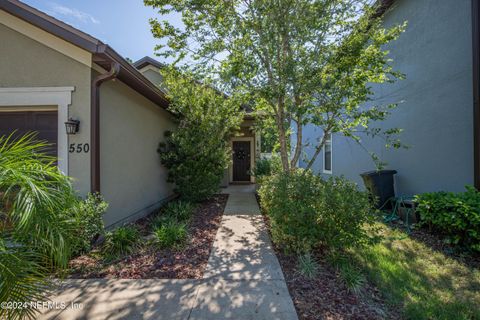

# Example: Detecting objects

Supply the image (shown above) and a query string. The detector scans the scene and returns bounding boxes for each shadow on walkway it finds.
[40,186,298,320]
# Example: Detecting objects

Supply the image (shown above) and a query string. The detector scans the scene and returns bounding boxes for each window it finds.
[323,133,332,174]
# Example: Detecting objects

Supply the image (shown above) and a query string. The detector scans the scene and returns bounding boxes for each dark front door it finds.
[232,141,251,182]
[0,111,58,157]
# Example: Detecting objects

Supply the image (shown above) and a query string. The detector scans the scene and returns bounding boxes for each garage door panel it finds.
[0,111,58,157]
[33,112,57,129]
[0,113,29,130]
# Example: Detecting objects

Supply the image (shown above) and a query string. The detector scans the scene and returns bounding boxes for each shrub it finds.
[252,158,272,178]
[259,169,375,254]
[252,156,282,185]
[154,221,187,249]
[415,186,480,251]
[102,226,140,258]
[164,200,195,221]
[157,68,243,202]
[0,133,78,319]
[69,193,108,255]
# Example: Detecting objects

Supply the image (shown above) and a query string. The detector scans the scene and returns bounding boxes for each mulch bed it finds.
[275,250,399,320]
[266,218,398,320]
[255,194,397,320]
[68,194,228,279]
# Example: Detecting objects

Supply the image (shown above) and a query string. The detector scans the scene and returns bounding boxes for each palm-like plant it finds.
[0,133,78,320]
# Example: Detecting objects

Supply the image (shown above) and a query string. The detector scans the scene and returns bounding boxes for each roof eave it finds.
[133,56,166,70]
[96,47,170,109]
[1,0,170,110]
[1,0,101,52]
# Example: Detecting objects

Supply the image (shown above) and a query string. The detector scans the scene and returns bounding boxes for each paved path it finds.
[40,185,297,320]
[39,279,199,320]
[193,185,297,319]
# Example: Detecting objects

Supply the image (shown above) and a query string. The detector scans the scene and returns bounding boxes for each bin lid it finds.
[360,169,397,177]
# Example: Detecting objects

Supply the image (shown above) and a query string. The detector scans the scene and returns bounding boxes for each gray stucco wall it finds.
[0,22,92,196]
[99,79,176,228]
[299,0,474,196]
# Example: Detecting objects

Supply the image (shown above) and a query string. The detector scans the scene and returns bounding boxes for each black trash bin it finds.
[360,170,397,209]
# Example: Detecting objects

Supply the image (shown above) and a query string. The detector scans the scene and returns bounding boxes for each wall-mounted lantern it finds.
[65,118,80,135]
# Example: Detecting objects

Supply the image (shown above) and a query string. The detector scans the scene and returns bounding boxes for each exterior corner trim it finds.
[472,0,480,189]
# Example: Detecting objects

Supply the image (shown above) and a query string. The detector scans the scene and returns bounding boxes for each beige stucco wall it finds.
[0,20,92,195]
[99,79,176,228]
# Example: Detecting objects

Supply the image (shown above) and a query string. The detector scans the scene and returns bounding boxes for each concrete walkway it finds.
[193,185,297,319]
[40,185,297,320]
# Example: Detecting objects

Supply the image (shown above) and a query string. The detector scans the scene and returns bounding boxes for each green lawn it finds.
[351,223,480,320]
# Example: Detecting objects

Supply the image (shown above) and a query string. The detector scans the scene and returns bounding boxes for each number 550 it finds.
[69,143,90,153]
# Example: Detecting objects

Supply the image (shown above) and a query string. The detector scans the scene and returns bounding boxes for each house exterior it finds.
[0,0,259,228]
[0,0,176,228]
[299,0,480,197]
[132,56,261,187]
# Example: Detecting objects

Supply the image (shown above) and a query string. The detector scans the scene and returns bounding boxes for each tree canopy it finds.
[145,0,406,171]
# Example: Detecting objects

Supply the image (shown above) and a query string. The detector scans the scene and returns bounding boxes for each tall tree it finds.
[145,0,406,171]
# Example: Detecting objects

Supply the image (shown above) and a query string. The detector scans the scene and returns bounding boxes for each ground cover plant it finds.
[415,186,480,252]
[68,194,228,279]
[163,200,195,221]
[102,226,140,259]
[151,200,192,249]
[153,220,187,249]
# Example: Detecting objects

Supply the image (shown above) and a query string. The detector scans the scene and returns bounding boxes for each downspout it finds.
[91,61,120,193]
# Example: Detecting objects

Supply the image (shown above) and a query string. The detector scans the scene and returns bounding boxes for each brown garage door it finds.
[0,111,58,157]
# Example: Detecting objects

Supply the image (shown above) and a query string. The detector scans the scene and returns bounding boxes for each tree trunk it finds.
[305,130,328,170]
[276,99,290,172]
[290,114,302,168]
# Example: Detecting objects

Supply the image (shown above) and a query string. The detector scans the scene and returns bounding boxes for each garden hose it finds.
[378,196,414,235]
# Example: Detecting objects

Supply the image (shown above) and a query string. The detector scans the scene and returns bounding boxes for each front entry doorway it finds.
[232,140,251,182]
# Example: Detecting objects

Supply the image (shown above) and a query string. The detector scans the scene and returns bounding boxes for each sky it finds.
[21,0,181,63]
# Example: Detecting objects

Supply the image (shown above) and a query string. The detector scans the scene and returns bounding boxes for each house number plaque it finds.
[69,143,90,153]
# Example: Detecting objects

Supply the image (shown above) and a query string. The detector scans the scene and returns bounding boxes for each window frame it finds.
[322,133,332,174]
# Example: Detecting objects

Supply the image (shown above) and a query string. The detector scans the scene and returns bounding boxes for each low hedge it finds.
[415,186,480,252]
[258,169,376,254]
[252,156,282,185]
